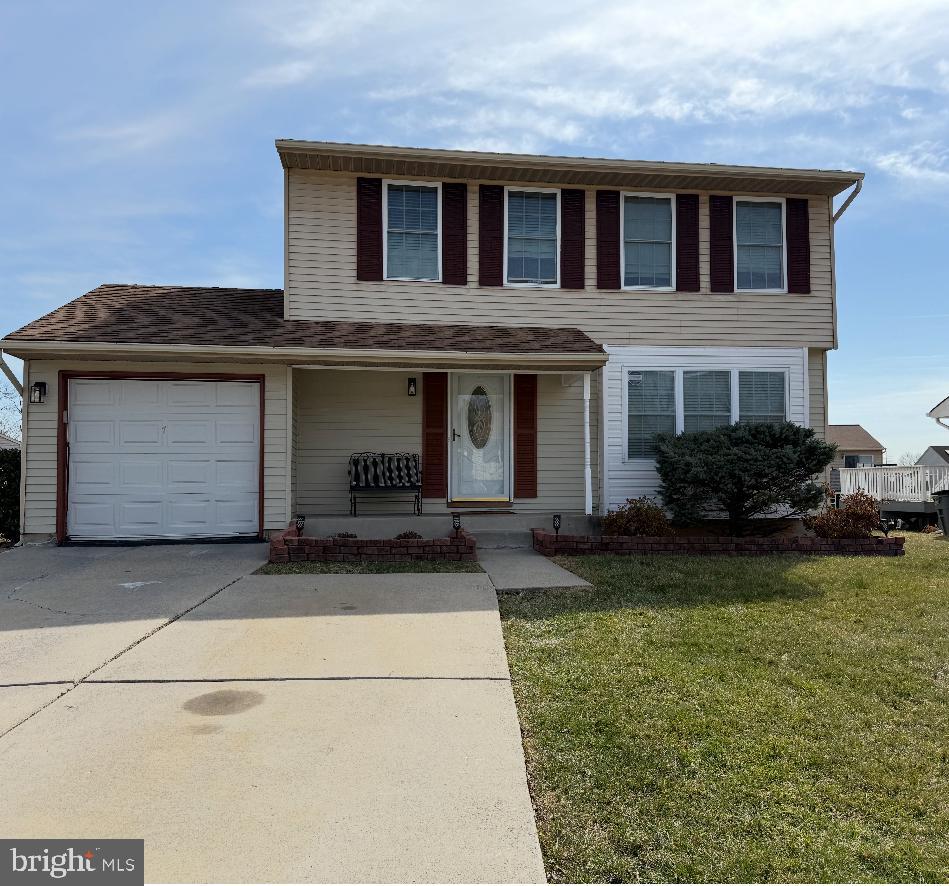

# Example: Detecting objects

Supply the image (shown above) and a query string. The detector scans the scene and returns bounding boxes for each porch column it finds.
[583,372,592,515]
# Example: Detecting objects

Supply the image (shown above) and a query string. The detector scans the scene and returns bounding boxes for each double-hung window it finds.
[625,367,788,460]
[384,181,440,281]
[735,199,785,291]
[622,194,674,289]
[505,188,559,286]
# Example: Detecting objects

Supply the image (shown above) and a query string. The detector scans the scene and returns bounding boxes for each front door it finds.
[450,373,511,502]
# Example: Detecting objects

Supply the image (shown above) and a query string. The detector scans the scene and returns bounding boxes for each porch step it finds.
[473,530,534,550]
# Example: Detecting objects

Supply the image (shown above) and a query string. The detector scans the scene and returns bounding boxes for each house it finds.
[826,424,885,493]
[929,395,949,431]
[0,141,863,542]
[0,431,19,450]
[916,446,949,467]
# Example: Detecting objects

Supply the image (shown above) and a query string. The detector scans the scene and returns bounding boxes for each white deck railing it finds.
[839,465,949,502]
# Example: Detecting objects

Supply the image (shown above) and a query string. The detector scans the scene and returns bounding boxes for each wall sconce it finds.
[407,377,417,397]
[452,512,461,537]
[29,382,46,404]
[294,514,306,534]
[552,514,562,537]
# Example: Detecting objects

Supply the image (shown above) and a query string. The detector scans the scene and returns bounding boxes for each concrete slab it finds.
[0,685,70,734]
[0,543,269,685]
[97,574,511,681]
[0,680,543,883]
[480,547,592,592]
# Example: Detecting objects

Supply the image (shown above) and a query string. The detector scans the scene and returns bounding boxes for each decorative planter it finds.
[269,525,477,564]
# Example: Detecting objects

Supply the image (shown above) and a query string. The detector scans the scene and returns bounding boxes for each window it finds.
[627,370,676,459]
[683,371,731,432]
[844,454,874,468]
[384,182,440,281]
[625,366,790,460]
[738,371,786,424]
[735,199,785,291]
[623,194,673,289]
[506,189,558,285]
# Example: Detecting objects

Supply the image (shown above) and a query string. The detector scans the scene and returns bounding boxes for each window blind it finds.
[736,200,783,290]
[683,370,731,432]
[738,371,786,424]
[623,196,672,287]
[507,190,558,284]
[627,370,675,458]
[386,184,439,280]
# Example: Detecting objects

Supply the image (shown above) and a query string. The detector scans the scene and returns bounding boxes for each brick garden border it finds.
[532,529,905,557]
[269,525,477,564]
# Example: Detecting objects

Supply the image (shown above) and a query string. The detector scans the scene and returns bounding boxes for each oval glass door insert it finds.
[467,385,492,449]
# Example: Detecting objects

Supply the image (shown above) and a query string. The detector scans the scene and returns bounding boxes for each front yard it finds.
[500,533,949,883]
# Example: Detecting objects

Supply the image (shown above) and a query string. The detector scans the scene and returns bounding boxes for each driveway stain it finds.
[182,689,263,717]
[189,723,223,735]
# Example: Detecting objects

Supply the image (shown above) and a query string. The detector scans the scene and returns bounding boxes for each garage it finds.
[64,377,262,540]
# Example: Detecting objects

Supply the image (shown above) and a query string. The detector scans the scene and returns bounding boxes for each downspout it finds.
[832,179,862,224]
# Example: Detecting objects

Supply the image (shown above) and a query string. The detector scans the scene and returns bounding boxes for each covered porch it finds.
[289,359,606,531]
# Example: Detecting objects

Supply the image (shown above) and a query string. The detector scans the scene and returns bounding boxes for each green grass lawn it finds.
[256,559,483,575]
[500,533,949,883]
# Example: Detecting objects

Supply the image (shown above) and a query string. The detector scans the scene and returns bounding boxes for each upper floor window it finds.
[622,194,674,289]
[384,181,440,281]
[735,199,785,292]
[505,188,559,286]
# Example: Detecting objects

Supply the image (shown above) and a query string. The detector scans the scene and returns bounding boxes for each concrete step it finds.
[473,530,533,550]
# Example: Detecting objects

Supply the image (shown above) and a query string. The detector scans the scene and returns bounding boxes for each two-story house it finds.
[1,141,863,542]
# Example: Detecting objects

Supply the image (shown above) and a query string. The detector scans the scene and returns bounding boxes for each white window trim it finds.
[503,185,561,288]
[382,179,442,283]
[620,191,676,292]
[622,366,790,462]
[733,195,787,294]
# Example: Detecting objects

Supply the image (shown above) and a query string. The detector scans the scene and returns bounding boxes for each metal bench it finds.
[348,452,422,516]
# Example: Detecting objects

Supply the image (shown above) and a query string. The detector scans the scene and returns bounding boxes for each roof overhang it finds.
[276,139,864,197]
[929,395,949,430]
[0,339,607,372]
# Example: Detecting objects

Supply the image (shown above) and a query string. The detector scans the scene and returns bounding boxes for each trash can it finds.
[934,489,949,535]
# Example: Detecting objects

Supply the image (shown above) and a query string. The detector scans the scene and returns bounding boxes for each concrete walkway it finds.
[0,545,545,883]
[479,547,592,592]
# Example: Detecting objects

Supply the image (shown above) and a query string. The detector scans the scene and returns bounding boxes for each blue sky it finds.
[1,0,947,457]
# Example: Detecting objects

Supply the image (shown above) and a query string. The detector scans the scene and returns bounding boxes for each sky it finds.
[0,0,947,458]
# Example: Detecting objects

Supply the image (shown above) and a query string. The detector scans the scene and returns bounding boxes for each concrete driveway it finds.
[0,544,544,883]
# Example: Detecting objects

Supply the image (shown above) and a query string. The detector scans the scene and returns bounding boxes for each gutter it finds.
[832,179,863,223]
[0,338,608,368]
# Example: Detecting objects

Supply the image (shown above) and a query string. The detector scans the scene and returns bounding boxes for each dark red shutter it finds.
[560,189,585,289]
[442,183,468,285]
[422,373,448,499]
[478,185,504,286]
[513,374,538,499]
[596,190,621,289]
[786,198,811,294]
[709,195,734,292]
[675,194,700,292]
[356,177,383,281]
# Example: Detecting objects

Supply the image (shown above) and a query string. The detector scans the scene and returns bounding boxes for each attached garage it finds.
[62,375,263,541]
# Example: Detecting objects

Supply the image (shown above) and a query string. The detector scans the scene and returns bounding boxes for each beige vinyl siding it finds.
[287,171,835,348]
[21,360,290,539]
[293,369,597,515]
[808,349,828,440]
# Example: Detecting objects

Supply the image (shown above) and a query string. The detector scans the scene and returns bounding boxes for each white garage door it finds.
[66,378,261,540]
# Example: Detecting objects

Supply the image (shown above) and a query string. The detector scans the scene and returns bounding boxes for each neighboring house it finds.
[929,395,949,431]
[916,446,949,467]
[0,141,863,542]
[0,432,19,450]
[826,424,885,493]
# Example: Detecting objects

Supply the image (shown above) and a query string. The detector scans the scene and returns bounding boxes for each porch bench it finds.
[348,452,422,516]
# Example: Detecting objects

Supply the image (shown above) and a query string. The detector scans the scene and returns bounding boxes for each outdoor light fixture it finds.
[29,382,46,404]
[452,513,461,537]
[295,514,306,533]
[553,513,562,537]
[407,377,417,397]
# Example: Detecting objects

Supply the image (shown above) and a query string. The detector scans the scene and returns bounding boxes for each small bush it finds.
[804,490,880,538]
[333,531,358,539]
[601,497,672,537]
[921,523,939,534]
[395,530,423,539]
[0,447,20,543]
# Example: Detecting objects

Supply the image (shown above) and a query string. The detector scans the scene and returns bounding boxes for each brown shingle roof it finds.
[826,424,885,452]
[3,284,604,356]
